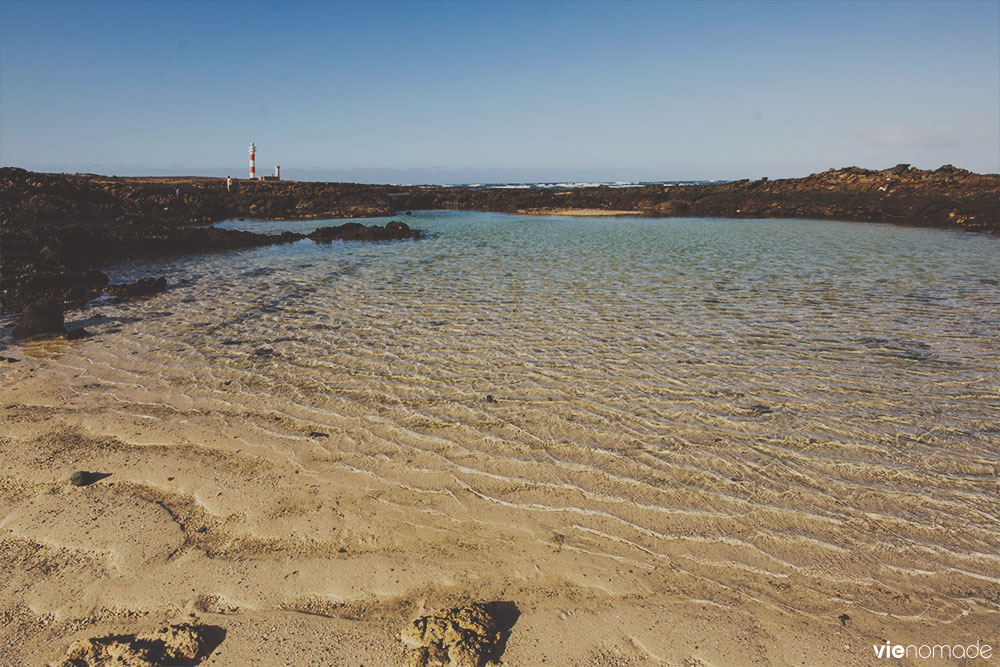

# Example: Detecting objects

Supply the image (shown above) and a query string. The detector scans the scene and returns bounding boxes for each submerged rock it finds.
[107,276,167,298]
[12,297,64,338]
[64,327,90,340]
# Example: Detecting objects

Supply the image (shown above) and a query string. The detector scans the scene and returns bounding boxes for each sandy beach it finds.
[515,208,644,217]
[3,329,997,666]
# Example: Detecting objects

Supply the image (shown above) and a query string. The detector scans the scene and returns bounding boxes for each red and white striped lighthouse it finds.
[248,141,256,179]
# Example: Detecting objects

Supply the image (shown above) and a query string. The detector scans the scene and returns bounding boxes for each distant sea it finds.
[428,180,720,189]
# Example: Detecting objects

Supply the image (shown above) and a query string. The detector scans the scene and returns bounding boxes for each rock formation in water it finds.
[307,219,421,242]
[11,297,64,338]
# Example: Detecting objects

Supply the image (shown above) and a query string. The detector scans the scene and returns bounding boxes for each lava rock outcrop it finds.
[3,165,995,315]
[307,220,421,242]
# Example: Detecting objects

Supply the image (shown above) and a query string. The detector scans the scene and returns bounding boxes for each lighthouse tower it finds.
[248,141,256,179]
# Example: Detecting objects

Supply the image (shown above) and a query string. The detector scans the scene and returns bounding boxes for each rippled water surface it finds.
[24,212,1000,621]
[132,212,1000,450]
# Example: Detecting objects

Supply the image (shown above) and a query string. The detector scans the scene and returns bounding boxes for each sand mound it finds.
[60,623,218,667]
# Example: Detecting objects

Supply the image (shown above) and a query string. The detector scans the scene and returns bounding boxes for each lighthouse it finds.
[248,141,256,179]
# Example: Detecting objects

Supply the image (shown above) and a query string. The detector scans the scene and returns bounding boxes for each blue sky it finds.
[1,0,997,182]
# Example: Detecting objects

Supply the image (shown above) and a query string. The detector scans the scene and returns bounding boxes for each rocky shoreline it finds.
[2,163,997,318]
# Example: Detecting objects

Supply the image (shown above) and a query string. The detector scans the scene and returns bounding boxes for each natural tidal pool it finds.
[112,210,1000,456]
[3,211,998,661]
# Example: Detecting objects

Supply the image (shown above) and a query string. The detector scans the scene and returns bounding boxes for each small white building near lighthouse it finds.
[248,141,280,181]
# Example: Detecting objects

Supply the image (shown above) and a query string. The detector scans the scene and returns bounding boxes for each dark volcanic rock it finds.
[307,220,421,242]
[0,169,408,312]
[64,327,90,340]
[12,297,64,338]
[386,219,412,235]
[4,266,106,312]
[2,166,995,316]
[412,165,1000,232]
[107,276,167,298]
[82,269,109,289]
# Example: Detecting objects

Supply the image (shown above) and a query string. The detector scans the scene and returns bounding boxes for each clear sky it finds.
[1,0,997,182]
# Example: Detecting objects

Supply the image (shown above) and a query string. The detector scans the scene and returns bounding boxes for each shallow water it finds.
[8,211,1000,624]
[121,211,1000,452]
